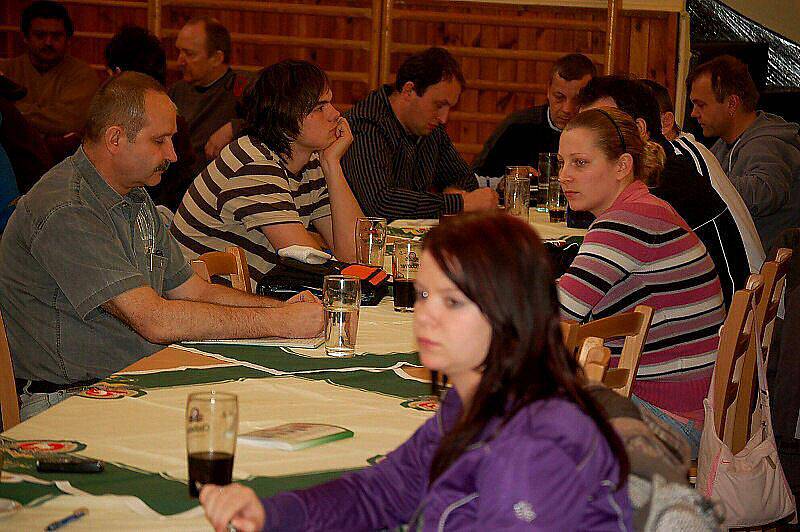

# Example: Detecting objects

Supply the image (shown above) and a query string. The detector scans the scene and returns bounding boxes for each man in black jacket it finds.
[473,53,596,178]
[577,76,751,309]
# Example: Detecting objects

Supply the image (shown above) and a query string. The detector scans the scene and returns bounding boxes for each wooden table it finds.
[0,300,432,530]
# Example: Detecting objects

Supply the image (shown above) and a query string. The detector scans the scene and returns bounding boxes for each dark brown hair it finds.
[564,107,665,185]
[241,60,329,159]
[551,53,597,82]
[21,0,73,38]
[640,79,673,114]
[687,54,759,112]
[424,213,629,488]
[394,47,465,95]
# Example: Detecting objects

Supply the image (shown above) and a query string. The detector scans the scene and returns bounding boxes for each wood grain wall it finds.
[1,0,679,163]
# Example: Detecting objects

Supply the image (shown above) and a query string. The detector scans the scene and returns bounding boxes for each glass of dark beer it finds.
[547,168,567,223]
[392,240,421,312]
[537,154,559,212]
[186,391,238,498]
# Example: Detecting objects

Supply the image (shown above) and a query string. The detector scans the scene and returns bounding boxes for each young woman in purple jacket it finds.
[200,213,633,531]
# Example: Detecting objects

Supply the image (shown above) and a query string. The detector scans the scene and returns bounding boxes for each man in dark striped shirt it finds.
[342,47,498,221]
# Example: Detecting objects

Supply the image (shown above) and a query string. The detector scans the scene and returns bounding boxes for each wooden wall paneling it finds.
[0,0,680,164]
[383,1,628,163]
[628,15,651,78]
[159,0,376,109]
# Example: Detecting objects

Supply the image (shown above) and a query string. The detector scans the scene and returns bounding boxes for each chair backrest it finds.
[0,309,20,431]
[560,320,578,350]
[712,274,763,454]
[754,248,792,364]
[191,246,251,293]
[577,336,611,384]
[565,305,654,398]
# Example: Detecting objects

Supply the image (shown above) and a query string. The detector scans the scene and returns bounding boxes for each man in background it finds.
[1,0,99,159]
[472,53,596,177]
[642,78,764,278]
[342,47,497,220]
[168,17,251,179]
[688,55,800,252]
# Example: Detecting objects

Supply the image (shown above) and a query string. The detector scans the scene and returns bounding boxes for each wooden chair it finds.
[754,248,792,365]
[563,305,654,398]
[577,337,612,384]
[730,251,792,454]
[711,274,764,454]
[191,246,251,293]
[0,309,20,431]
[560,320,578,350]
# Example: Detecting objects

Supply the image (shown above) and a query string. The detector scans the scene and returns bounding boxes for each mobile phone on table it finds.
[36,455,104,474]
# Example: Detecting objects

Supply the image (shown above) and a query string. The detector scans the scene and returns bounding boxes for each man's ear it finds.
[209,50,225,68]
[661,111,675,133]
[727,94,741,117]
[104,126,125,154]
[400,81,417,98]
[634,118,649,139]
[617,153,634,180]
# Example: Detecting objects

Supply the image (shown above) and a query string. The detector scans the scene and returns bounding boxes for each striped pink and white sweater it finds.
[558,181,726,422]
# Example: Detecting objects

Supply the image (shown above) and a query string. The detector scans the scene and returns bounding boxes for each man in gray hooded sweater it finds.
[689,55,800,251]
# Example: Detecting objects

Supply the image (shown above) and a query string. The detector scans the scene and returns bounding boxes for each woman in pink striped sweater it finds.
[557,107,726,457]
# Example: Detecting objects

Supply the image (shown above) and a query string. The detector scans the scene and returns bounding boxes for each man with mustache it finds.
[0,1,99,150]
[0,73,324,421]
[472,53,596,178]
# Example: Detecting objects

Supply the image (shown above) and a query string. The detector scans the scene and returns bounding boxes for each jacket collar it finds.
[71,146,148,211]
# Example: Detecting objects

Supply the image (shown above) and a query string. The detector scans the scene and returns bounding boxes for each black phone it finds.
[36,456,104,474]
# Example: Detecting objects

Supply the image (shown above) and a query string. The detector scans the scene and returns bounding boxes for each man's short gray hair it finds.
[84,71,167,143]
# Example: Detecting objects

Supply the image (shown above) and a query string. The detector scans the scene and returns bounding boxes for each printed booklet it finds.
[238,423,354,451]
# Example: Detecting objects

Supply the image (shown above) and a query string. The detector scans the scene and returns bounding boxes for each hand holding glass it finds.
[323,275,361,357]
[186,392,238,498]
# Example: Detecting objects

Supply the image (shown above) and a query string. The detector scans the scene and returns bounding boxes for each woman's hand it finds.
[321,116,353,167]
[200,483,266,532]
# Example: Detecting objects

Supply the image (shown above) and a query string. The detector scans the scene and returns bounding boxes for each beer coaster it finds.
[0,499,21,519]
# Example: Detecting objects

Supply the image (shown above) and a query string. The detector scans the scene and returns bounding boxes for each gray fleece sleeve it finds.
[729,136,793,217]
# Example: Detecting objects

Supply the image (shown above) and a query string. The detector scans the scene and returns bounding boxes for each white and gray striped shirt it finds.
[342,85,477,221]
[170,136,331,287]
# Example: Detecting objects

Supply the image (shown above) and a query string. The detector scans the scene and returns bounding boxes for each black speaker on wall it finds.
[682,41,770,147]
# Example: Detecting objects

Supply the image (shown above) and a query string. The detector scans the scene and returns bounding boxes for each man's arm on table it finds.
[342,122,460,219]
[102,279,323,344]
[434,133,499,212]
[31,205,322,345]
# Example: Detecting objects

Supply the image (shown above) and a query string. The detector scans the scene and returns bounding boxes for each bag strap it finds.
[750,297,776,437]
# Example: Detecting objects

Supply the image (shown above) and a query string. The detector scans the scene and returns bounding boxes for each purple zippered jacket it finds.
[261,390,632,531]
